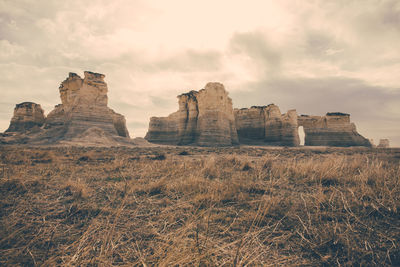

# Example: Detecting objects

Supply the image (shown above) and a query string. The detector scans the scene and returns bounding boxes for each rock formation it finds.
[234,105,300,146]
[52,72,128,139]
[368,139,376,147]
[297,113,371,147]
[145,82,371,147]
[110,110,130,138]
[1,71,132,146]
[5,102,45,133]
[377,139,390,148]
[145,82,239,146]
[2,75,374,148]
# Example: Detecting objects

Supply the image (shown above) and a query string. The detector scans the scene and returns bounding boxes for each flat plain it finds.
[1,146,399,266]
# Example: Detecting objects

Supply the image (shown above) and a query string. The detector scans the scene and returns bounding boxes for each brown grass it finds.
[0,146,399,266]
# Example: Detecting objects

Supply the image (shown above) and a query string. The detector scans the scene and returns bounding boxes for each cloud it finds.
[0,40,25,59]
[229,31,282,76]
[149,50,222,73]
[381,1,400,30]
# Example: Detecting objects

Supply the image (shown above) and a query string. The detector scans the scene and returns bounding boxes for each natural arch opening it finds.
[298,126,305,146]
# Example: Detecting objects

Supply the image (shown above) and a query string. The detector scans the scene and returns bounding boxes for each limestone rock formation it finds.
[377,139,390,148]
[234,105,300,146]
[1,71,132,146]
[145,82,239,146]
[145,84,371,147]
[368,139,376,147]
[54,72,126,139]
[5,102,45,133]
[297,113,371,147]
[110,110,130,138]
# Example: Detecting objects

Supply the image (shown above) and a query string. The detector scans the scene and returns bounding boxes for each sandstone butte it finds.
[146,83,374,147]
[1,71,132,146]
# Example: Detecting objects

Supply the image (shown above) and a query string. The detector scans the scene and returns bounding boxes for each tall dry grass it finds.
[0,146,399,266]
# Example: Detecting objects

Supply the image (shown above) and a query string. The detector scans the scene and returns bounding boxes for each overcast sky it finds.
[1,0,399,146]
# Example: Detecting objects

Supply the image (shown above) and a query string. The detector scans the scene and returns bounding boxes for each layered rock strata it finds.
[234,105,300,146]
[377,139,390,148]
[1,71,131,146]
[5,102,45,133]
[297,113,371,147]
[145,82,239,146]
[145,82,371,147]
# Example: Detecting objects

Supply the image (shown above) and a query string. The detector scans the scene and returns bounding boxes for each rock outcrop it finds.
[145,82,371,147]
[377,139,390,148]
[110,110,130,138]
[1,71,132,146]
[5,102,45,133]
[2,75,374,148]
[297,113,371,147]
[54,71,127,139]
[234,105,300,146]
[145,82,239,146]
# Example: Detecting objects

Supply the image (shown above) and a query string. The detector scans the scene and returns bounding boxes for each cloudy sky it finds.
[1,0,399,146]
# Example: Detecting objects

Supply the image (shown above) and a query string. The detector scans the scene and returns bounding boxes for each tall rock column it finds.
[61,71,118,138]
[145,82,239,146]
[177,91,199,145]
[234,104,300,146]
[196,83,239,146]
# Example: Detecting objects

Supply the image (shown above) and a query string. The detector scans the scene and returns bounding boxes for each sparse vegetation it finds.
[0,146,399,266]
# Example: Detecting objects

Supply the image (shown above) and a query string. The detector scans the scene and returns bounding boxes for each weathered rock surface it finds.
[298,113,371,147]
[1,75,375,148]
[56,72,126,139]
[110,109,130,138]
[5,102,45,133]
[377,139,390,148]
[145,83,371,147]
[145,82,239,146]
[234,105,300,146]
[1,71,132,146]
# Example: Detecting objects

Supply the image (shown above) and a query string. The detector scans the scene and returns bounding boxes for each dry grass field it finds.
[0,146,399,266]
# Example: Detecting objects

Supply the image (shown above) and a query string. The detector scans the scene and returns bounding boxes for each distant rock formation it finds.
[110,110,130,138]
[145,82,372,147]
[5,102,45,133]
[145,82,239,146]
[297,113,371,147]
[1,71,132,146]
[54,72,128,139]
[377,139,390,148]
[234,105,299,146]
[2,75,375,148]
[368,139,376,147]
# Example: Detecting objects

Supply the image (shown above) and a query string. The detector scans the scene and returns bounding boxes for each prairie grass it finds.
[0,146,399,266]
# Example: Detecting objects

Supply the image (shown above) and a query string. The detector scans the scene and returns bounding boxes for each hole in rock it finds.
[298,126,305,146]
